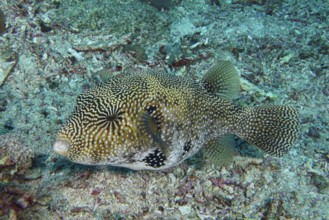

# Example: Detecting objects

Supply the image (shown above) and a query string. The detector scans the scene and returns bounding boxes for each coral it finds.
[0,133,34,182]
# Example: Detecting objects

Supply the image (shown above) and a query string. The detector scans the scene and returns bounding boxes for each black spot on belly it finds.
[143,149,166,168]
[183,140,192,155]
[145,105,157,114]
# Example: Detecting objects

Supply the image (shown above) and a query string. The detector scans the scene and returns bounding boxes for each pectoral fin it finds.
[140,111,170,157]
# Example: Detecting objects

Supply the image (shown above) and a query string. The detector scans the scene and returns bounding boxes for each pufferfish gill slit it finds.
[53,60,300,170]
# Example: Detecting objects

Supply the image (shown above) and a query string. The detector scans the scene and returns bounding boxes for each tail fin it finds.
[235,106,300,156]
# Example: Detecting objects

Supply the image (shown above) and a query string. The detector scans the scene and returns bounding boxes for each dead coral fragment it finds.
[0,9,6,35]
[0,48,18,87]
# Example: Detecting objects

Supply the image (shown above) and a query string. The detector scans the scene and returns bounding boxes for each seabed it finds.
[0,0,328,219]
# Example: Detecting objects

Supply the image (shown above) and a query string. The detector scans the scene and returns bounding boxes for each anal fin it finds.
[202,135,235,167]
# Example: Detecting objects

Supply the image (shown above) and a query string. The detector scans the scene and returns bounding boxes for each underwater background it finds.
[0,0,328,219]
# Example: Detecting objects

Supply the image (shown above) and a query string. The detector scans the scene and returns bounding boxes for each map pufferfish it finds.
[53,60,300,170]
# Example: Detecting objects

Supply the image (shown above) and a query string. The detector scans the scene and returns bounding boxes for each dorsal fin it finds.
[202,60,240,100]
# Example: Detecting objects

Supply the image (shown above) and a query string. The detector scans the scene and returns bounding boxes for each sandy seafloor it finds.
[0,0,328,219]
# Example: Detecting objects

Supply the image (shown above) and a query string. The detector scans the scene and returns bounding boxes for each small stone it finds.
[203,179,212,188]
[37,195,52,206]
[311,173,329,193]
[279,53,294,65]
[91,188,102,196]
[178,205,193,216]
[158,205,164,212]
[0,155,10,166]
[8,209,17,220]
[24,167,42,180]
[114,191,126,203]
[307,126,320,139]
[15,197,29,209]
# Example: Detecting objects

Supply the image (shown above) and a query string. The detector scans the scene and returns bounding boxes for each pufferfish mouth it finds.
[53,138,70,156]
